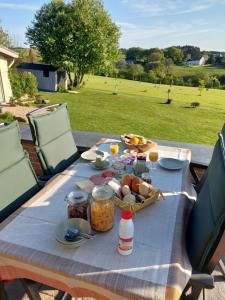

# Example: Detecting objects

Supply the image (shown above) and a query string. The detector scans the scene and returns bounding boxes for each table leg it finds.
[0,280,7,300]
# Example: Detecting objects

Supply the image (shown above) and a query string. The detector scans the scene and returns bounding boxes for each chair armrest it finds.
[77,146,89,154]
[190,162,208,185]
[189,272,214,289]
[38,180,46,187]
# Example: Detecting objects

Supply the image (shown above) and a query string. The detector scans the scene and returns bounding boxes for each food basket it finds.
[114,188,164,213]
[121,134,157,153]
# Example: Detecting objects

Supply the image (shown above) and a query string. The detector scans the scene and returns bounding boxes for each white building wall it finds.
[0,55,13,103]
[18,69,57,92]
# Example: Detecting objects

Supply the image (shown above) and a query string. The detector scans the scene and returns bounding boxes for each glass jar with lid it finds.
[65,190,89,220]
[91,185,115,232]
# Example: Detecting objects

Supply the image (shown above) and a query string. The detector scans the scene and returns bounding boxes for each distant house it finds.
[17,63,67,92]
[184,56,205,66]
[0,46,19,104]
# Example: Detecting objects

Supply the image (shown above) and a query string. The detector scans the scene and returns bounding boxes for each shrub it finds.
[2,111,14,122]
[191,102,200,108]
[9,70,38,99]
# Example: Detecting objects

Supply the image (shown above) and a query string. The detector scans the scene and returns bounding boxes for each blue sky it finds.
[0,0,225,51]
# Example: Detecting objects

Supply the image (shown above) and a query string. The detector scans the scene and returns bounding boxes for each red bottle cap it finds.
[121,210,133,220]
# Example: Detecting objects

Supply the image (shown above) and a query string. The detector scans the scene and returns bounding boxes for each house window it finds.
[43,70,49,77]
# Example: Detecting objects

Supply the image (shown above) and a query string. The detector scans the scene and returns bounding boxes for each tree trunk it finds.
[67,72,73,87]
[73,72,84,87]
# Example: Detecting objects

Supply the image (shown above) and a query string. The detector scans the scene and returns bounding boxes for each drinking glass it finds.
[110,143,119,165]
[149,150,159,170]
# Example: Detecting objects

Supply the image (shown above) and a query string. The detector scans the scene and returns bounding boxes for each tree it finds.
[164,58,174,75]
[198,80,205,96]
[26,0,120,87]
[164,47,183,64]
[0,21,11,47]
[128,64,144,81]
[126,47,144,61]
[149,49,164,63]
[152,63,165,83]
[147,70,158,83]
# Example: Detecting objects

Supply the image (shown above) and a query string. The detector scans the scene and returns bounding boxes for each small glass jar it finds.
[91,186,114,232]
[135,154,147,175]
[65,191,89,220]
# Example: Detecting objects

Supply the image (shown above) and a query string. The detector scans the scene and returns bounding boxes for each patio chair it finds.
[0,121,41,222]
[182,126,225,299]
[27,103,80,179]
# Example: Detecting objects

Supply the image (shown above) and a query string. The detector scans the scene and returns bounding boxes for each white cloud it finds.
[121,0,225,16]
[119,21,217,49]
[116,22,137,29]
[0,2,40,11]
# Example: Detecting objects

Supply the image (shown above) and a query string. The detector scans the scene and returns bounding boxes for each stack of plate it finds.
[55,218,91,248]
[158,158,184,170]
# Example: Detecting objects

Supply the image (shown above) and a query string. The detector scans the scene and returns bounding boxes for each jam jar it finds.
[65,191,89,220]
[135,153,148,175]
[90,186,115,232]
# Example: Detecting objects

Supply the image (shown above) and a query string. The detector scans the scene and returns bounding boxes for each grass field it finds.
[38,75,225,146]
[172,65,225,77]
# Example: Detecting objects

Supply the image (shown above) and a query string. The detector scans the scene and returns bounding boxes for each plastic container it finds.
[118,210,134,255]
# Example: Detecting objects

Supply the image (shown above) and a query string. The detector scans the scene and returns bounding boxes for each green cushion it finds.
[187,124,225,271]
[0,121,40,222]
[0,122,24,171]
[28,104,79,176]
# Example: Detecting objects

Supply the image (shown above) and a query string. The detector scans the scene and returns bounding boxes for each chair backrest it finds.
[187,124,225,273]
[27,103,79,176]
[0,121,40,222]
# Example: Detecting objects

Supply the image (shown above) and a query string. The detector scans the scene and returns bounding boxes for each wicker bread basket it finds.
[120,134,157,153]
[114,189,164,213]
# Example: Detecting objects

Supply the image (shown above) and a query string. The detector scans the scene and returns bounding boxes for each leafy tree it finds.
[149,49,164,63]
[164,47,183,64]
[26,0,120,87]
[0,21,11,47]
[152,62,165,83]
[198,80,205,95]
[164,58,174,75]
[208,54,216,65]
[128,64,144,80]
[126,47,143,61]
[147,70,158,83]
[179,45,201,59]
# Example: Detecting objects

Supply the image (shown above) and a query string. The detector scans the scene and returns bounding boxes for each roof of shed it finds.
[17,62,60,72]
[0,46,19,58]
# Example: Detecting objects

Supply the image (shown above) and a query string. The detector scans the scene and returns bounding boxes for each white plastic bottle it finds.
[118,210,134,255]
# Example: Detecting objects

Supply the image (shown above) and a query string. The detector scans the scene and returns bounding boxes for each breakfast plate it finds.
[81,149,105,161]
[55,218,92,248]
[158,158,184,170]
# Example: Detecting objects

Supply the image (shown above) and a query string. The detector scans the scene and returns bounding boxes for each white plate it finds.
[81,150,104,161]
[158,158,184,170]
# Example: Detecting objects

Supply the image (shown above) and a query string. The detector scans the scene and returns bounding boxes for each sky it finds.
[0,0,225,51]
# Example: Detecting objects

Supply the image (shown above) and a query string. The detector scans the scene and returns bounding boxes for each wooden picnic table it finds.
[0,139,196,300]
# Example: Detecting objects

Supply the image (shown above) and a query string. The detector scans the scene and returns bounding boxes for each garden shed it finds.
[0,46,19,104]
[17,62,67,92]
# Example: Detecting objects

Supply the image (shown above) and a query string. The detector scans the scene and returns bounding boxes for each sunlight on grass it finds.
[42,75,225,145]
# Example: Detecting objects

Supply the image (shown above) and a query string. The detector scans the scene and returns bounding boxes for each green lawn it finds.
[172,65,225,77]
[39,75,225,146]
